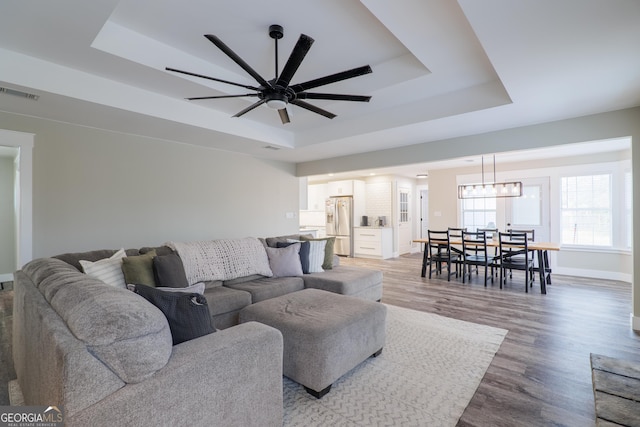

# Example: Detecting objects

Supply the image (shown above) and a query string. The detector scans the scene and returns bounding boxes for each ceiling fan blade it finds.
[296,92,371,102]
[233,99,266,118]
[204,35,272,89]
[165,67,260,91]
[290,100,336,119]
[275,34,314,88]
[278,108,290,124]
[290,65,372,92]
[186,94,259,100]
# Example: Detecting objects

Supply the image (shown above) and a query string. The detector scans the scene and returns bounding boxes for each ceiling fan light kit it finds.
[166,24,372,124]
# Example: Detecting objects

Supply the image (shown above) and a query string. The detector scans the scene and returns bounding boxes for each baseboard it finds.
[0,273,13,283]
[553,267,631,283]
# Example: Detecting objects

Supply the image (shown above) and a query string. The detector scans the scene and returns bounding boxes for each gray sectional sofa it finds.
[11,235,383,426]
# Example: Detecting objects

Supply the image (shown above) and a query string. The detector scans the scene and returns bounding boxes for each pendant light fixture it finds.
[457,155,522,199]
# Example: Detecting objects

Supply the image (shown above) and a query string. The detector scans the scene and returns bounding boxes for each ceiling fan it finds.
[166,24,372,124]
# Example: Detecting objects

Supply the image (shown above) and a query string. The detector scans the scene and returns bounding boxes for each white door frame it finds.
[1,129,33,277]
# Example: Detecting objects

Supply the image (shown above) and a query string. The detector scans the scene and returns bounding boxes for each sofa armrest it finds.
[67,322,284,427]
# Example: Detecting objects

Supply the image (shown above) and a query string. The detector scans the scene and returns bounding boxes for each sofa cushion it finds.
[224,276,304,303]
[133,284,215,345]
[153,253,189,288]
[265,243,303,277]
[54,248,140,271]
[79,248,128,289]
[22,258,173,384]
[202,286,252,316]
[122,250,157,287]
[302,265,383,299]
[277,241,310,274]
[264,234,313,248]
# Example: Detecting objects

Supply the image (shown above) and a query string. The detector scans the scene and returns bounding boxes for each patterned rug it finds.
[283,304,508,426]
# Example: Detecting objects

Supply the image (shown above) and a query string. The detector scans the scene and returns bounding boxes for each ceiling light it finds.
[457,155,522,199]
[266,93,287,110]
[416,173,428,178]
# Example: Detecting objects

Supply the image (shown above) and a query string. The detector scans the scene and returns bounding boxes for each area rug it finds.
[283,304,508,426]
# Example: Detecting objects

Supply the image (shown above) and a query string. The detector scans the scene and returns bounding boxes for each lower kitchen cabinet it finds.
[353,227,393,259]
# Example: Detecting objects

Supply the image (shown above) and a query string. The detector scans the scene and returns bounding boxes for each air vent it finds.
[0,87,40,101]
[263,145,281,151]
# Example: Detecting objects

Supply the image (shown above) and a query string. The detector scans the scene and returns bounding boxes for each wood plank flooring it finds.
[1,254,639,426]
[340,254,640,427]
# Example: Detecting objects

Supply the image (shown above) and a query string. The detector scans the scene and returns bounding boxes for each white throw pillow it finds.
[157,282,206,295]
[128,282,206,295]
[80,248,127,288]
[306,240,326,273]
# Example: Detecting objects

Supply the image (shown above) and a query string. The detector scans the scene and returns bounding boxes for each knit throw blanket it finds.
[167,238,273,284]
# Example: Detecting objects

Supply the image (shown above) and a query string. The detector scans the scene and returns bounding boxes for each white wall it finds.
[0,112,301,258]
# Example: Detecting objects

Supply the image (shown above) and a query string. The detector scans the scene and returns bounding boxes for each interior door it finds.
[420,189,429,238]
[505,177,550,241]
[398,187,411,254]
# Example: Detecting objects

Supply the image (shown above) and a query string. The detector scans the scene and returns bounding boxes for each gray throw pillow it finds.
[133,284,215,345]
[153,253,189,288]
[265,243,304,277]
[277,241,311,274]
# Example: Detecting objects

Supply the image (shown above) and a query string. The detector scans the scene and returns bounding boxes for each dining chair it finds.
[426,229,459,281]
[505,229,536,281]
[497,231,535,292]
[447,227,466,276]
[477,227,499,277]
[461,230,493,286]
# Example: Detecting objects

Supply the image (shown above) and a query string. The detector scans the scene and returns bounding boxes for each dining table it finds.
[413,237,561,294]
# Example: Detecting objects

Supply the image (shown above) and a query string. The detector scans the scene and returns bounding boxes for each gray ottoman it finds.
[239,288,386,398]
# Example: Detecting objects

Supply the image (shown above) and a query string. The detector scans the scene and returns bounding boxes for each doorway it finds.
[0,129,33,279]
[505,177,550,241]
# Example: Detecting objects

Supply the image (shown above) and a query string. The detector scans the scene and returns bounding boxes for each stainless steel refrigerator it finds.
[325,196,353,257]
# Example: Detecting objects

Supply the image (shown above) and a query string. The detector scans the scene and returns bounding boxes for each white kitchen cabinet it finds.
[353,227,393,259]
[327,179,365,197]
[306,183,328,211]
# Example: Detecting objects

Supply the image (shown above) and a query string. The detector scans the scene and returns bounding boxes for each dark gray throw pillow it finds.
[277,241,311,274]
[153,253,189,288]
[133,284,215,345]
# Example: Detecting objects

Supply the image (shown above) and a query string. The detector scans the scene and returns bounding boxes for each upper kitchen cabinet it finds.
[306,183,328,211]
[327,180,365,197]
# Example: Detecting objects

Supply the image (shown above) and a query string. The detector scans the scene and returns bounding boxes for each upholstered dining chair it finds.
[497,231,535,292]
[426,229,459,281]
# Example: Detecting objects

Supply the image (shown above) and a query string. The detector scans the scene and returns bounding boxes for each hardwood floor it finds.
[340,254,640,427]
[1,255,638,426]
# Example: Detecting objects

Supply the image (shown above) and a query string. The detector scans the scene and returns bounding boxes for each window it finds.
[461,197,496,232]
[399,190,409,223]
[560,174,611,246]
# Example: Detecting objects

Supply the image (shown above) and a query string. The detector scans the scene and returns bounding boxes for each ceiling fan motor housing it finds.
[269,25,284,39]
